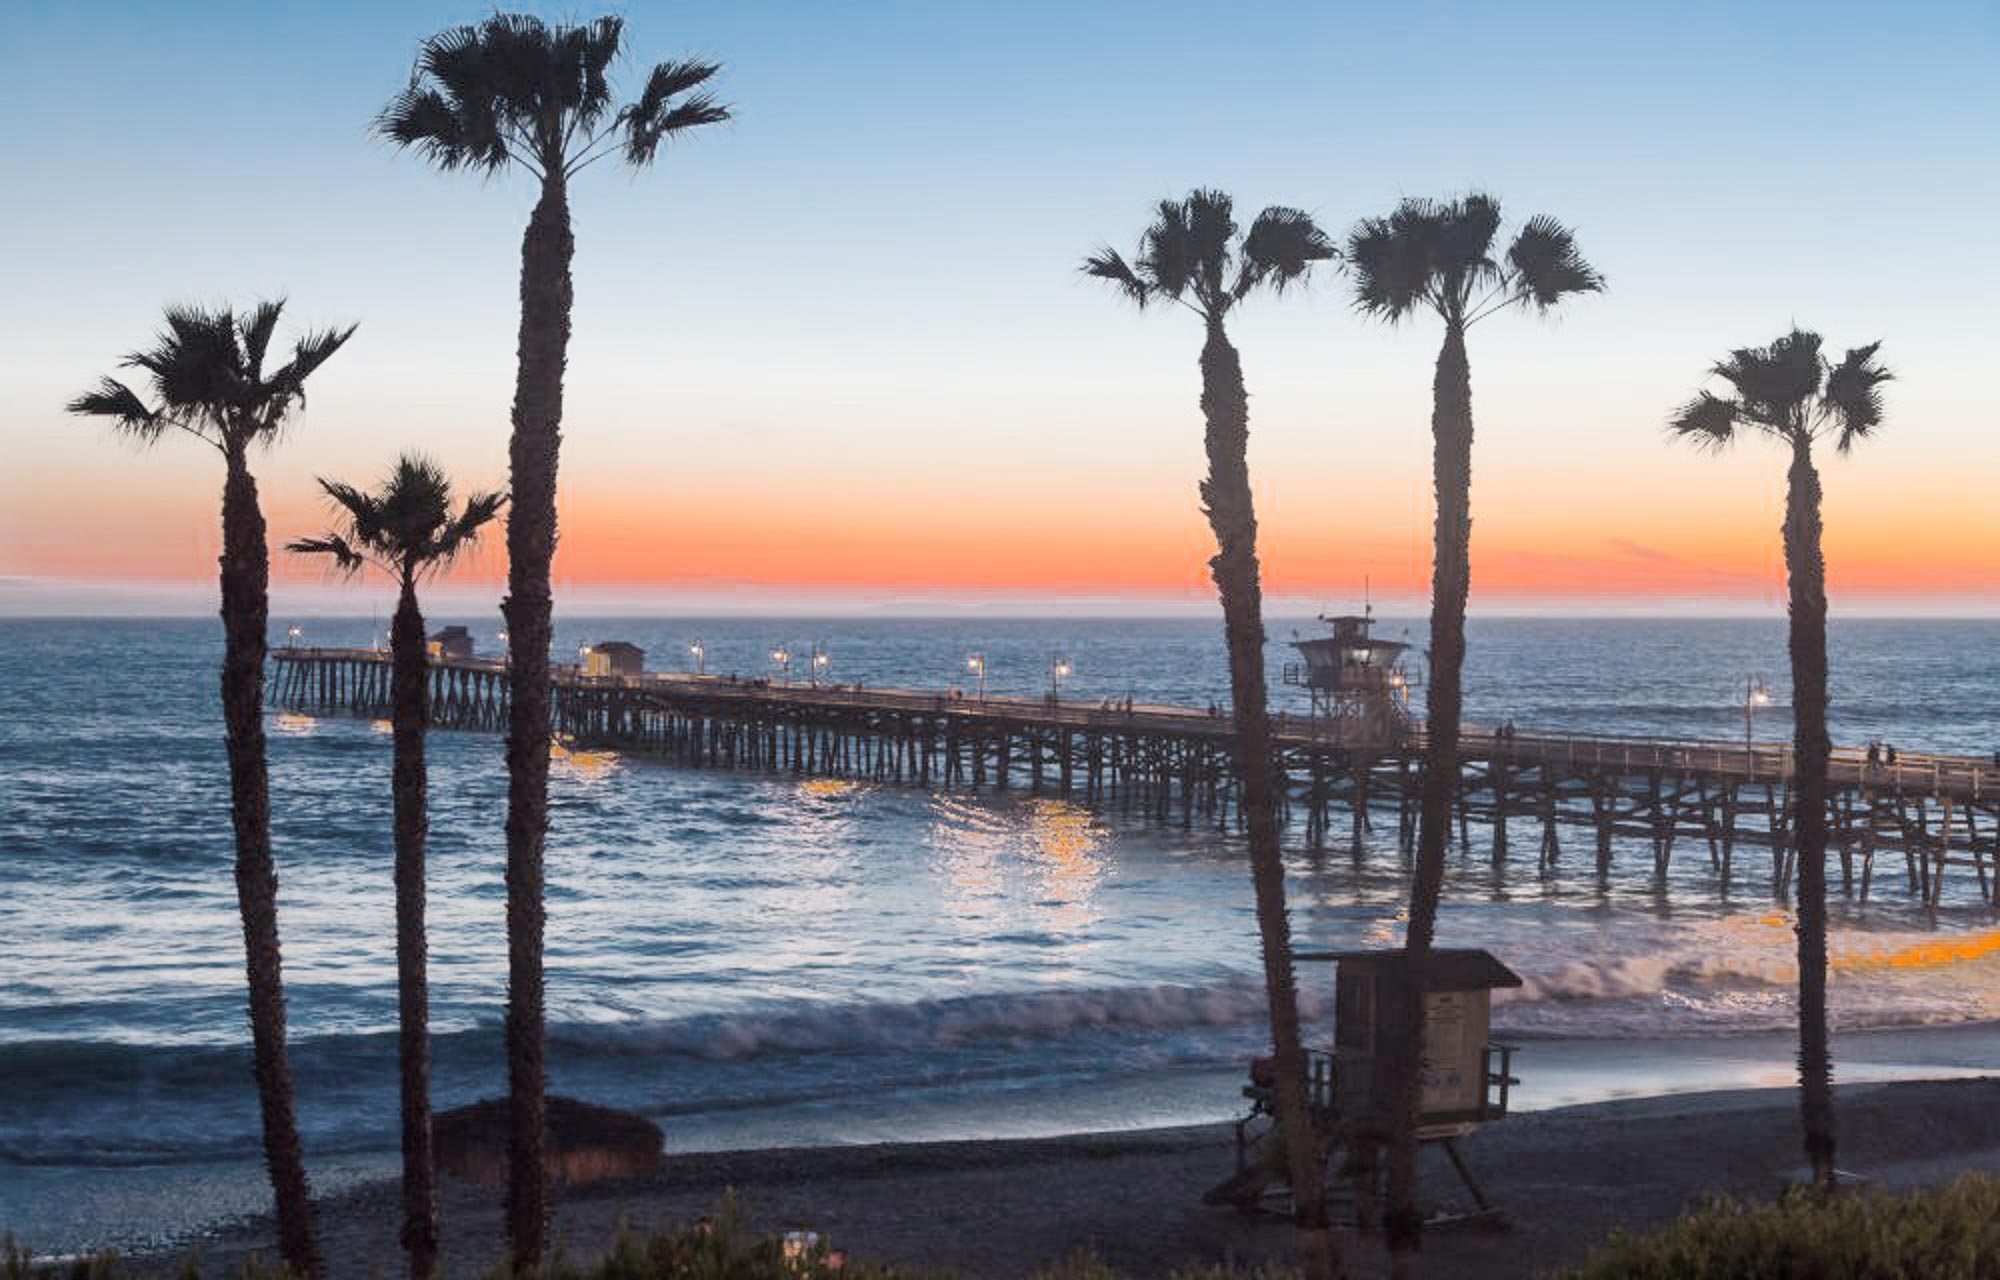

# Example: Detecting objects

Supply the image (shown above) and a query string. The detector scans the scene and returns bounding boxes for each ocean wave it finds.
[1503,953,1790,1005]
[545,979,1313,1061]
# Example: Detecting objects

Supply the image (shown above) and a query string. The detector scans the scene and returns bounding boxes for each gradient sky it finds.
[2,0,1995,615]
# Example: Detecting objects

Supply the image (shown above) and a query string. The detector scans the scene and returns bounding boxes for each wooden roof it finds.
[1293,947,1522,990]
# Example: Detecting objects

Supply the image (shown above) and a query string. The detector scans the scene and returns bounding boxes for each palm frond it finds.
[1668,391,1741,451]
[1507,215,1602,312]
[430,488,508,569]
[1081,247,1150,308]
[66,377,165,440]
[286,533,367,575]
[132,304,247,415]
[1434,193,1503,305]
[376,86,505,173]
[557,15,624,131]
[620,59,729,165]
[262,324,359,432]
[1139,197,1196,303]
[1181,189,1237,305]
[1824,340,1892,453]
[1716,329,1823,430]
[477,13,559,121]
[1346,205,1436,323]
[1234,205,1335,299]
[317,478,388,547]
[379,454,453,548]
[237,298,287,379]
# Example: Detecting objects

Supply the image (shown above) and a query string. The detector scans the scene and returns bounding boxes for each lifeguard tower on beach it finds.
[1282,608,1414,746]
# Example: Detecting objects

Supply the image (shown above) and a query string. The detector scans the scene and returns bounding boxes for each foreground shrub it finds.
[1030,1254,1297,1280]
[1554,1174,2000,1279]
[4,1208,1303,1280]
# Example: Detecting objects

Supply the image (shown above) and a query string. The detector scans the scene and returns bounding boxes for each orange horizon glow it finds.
[11,486,1992,605]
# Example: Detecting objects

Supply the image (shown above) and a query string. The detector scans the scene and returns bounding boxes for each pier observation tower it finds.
[1283,610,1415,746]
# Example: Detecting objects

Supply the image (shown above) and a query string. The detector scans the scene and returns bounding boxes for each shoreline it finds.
[101,1074,2000,1279]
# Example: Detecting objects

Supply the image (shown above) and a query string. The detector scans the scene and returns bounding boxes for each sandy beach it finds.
[117,1076,2000,1279]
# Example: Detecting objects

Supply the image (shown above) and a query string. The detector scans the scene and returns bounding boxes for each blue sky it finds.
[2,0,1995,615]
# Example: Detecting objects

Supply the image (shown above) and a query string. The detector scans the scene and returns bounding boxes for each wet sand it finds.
[127,1076,2000,1279]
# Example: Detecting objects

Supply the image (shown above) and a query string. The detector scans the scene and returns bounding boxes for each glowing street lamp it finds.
[497,628,510,669]
[772,646,792,684]
[1744,675,1772,753]
[966,652,986,702]
[1049,655,1072,703]
[689,640,705,675]
[811,643,830,687]
[286,625,302,649]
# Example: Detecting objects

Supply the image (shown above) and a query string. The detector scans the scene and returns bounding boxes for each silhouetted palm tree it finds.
[1670,329,1890,1192]
[68,300,355,1279]
[290,457,504,1280]
[1085,189,1342,1280]
[1346,194,1600,1275]
[375,15,728,1262]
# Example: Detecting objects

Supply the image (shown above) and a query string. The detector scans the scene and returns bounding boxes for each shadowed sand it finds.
[127,1077,2000,1279]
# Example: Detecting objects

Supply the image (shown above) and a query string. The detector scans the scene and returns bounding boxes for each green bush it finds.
[1553,1174,2000,1279]
[3,1210,1304,1280]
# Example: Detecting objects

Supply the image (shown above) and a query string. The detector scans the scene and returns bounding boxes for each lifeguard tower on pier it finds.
[1283,609,1414,746]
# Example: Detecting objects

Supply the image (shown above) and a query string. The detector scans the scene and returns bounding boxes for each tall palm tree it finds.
[375,16,728,1262]
[1085,189,1342,1280]
[1670,329,1890,1191]
[289,457,505,1280]
[67,300,355,1278]
[1346,194,1599,1273]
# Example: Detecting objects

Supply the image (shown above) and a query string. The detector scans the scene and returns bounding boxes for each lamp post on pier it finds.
[498,628,509,670]
[772,646,792,685]
[1049,655,1072,704]
[1744,675,1772,755]
[689,640,705,676]
[966,653,986,702]
[811,643,830,687]
[286,625,302,649]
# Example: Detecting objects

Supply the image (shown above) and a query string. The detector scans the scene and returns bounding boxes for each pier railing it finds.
[271,646,2000,904]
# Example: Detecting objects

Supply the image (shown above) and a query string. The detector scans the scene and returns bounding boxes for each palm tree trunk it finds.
[1387,318,1475,1277]
[219,446,320,1278]
[391,578,439,1278]
[1783,433,1837,1189]
[1198,318,1342,1280]
[501,171,574,1267]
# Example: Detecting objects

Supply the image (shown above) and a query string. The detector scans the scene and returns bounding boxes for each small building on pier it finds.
[1284,612,1413,745]
[428,625,475,662]
[582,641,645,679]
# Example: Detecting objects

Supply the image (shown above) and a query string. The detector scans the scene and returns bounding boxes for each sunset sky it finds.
[2,0,1995,615]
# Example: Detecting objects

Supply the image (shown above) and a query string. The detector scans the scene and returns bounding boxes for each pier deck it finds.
[274,647,2000,905]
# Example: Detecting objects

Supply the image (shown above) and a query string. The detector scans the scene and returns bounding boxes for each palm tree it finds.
[1084,189,1342,1280]
[67,300,355,1278]
[1670,329,1890,1191]
[289,457,505,1280]
[1346,194,1600,1273]
[375,16,728,1262]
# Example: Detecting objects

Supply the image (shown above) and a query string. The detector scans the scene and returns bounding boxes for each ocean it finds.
[3,615,1998,1250]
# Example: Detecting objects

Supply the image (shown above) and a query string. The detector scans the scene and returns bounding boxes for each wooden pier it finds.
[273,647,2000,905]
